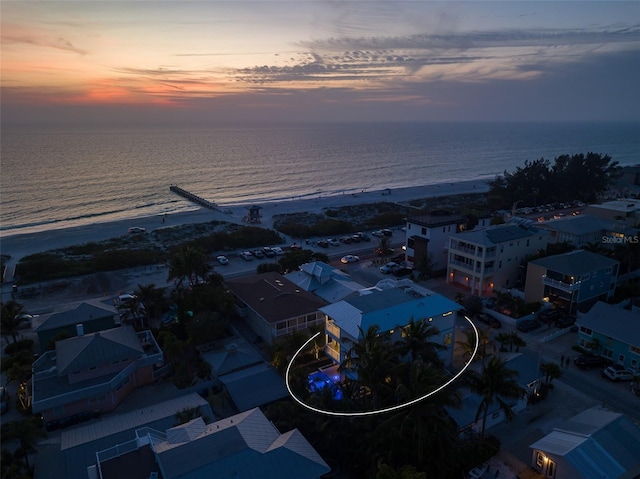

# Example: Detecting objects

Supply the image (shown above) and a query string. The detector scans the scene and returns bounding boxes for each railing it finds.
[326,321,340,339]
[542,275,580,292]
[450,244,478,256]
[449,259,475,271]
[325,344,340,362]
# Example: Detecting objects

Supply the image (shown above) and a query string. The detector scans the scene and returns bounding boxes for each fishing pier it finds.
[169,185,218,210]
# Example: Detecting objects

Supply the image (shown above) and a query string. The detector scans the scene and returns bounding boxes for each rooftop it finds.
[577,302,640,347]
[34,300,117,332]
[530,249,619,276]
[454,222,545,246]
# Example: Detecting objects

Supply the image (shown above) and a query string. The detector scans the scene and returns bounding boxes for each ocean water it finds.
[1,122,639,236]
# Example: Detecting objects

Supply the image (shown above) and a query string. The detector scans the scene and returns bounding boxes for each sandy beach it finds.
[1,179,489,279]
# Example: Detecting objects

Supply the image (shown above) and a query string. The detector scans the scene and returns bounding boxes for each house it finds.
[537,214,605,248]
[529,407,640,479]
[445,351,543,438]
[33,393,213,479]
[225,271,327,345]
[88,407,330,479]
[582,198,640,223]
[404,213,472,272]
[285,261,365,303]
[30,325,164,423]
[447,219,549,297]
[33,300,119,352]
[575,302,640,372]
[524,250,619,313]
[321,281,460,373]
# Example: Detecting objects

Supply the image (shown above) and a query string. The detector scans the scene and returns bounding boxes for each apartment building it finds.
[447,220,549,297]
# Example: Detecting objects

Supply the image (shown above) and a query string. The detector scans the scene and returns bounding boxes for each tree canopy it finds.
[488,153,621,209]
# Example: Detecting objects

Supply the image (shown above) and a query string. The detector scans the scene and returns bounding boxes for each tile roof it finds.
[55,325,143,376]
[225,272,327,324]
[530,249,619,276]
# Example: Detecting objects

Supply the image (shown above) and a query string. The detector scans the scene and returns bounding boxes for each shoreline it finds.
[0,179,489,269]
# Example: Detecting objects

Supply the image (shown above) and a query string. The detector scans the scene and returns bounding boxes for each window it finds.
[579,326,593,336]
[527,239,530,247]
[547,459,556,477]
[603,348,613,359]
[630,345,640,355]
[421,227,426,235]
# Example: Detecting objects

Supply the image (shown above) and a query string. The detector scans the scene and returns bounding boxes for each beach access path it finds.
[0,179,489,284]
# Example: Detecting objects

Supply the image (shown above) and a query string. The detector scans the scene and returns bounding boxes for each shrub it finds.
[4,339,34,356]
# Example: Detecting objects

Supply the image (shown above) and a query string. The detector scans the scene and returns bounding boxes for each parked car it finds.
[252,249,264,259]
[262,246,276,257]
[477,312,502,329]
[538,308,562,324]
[392,266,412,277]
[271,246,284,255]
[216,255,229,265]
[290,243,302,250]
[555,315,576,328]
[517,319,541,332]
[317,240,329,248]
[240,251,253,261]
[381,228,393,236]
[356,232,371,242]
[380,262,398,274]
[128,226,146,234]
[602,364,635,382]
[340,236,353,244]
[0,387,8,414]
[574,354,610,370]
[350,234,361,243]
[327,238,340,246]
[340,255,360,264]
[371,230,384,238]
[16,313,33,329]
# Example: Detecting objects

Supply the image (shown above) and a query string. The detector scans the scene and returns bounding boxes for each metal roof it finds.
[530,250,619,276]
[455,223,544,246]
[577,302,640,348]
[539,214,604,235]
[34,301,117,332]
[218,363,288,412]
[55,325,143,376]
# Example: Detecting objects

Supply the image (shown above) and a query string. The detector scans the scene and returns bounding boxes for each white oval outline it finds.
[285,315,480,417]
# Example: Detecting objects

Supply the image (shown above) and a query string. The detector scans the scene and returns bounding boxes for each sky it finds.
[2,1,640,125]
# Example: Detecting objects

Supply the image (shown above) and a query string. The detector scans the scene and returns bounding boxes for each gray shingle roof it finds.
[225,272,327,324]
[530,249,619,276]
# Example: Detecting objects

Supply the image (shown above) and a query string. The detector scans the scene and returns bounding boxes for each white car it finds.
[327,238,340,246]
[128,226,146,234]
[601,365,634,381]
[340,255,360,264]
[271,246,284,255]
[379,262,398,274]
[240,251,253,261]
[216,255,229,265]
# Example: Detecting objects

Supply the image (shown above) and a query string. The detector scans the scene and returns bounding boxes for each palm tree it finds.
[167,245,209,289]
[508,331,527,352]
[340,325,397,409]
[495,332,512,352]
[465,356,525,439]
[540,361,562,387]
[395,316,445,367]
[1,301,26,344]
[135,283,165,322]
[456,327,491,361]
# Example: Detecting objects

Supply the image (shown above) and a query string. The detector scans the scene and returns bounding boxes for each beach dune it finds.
[1,179,489,281]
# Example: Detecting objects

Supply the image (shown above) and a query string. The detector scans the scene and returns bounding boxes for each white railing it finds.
[325,344,340,362]
[326,321,340,339]
[542,275,580,292]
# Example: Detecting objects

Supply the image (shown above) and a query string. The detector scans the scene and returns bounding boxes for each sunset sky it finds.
[2,1,639,125]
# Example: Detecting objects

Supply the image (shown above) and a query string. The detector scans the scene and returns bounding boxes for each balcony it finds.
[326,321,341,340]
[325,343,340,363]
[542,275,581,292]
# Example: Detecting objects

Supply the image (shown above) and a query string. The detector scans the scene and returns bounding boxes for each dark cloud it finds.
[1,34,87,55]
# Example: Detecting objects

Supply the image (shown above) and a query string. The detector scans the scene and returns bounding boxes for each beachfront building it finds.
[446,220,549,297]
[224,271,327,346]
[576,302,640,372]
[321,282,461,375]
[536,214,605,248]
[285,261,366,303]
[582,198,640,223]
[87,408,330,479]
[30,325,164,424]
[34,300,119,353]
[404,213,488,273]
[524,250,619,313]
[529,407,640,479]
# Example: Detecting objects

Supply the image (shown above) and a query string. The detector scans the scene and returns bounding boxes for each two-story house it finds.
[576,301,640,372]
[225,271,327,345]
[537,214,605,248]
[447,220,549,297]
[582,198,640,224]
[524,250,619,313]
[321,283,461,374]
[30,325,164,424]
[285,261,365,303]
